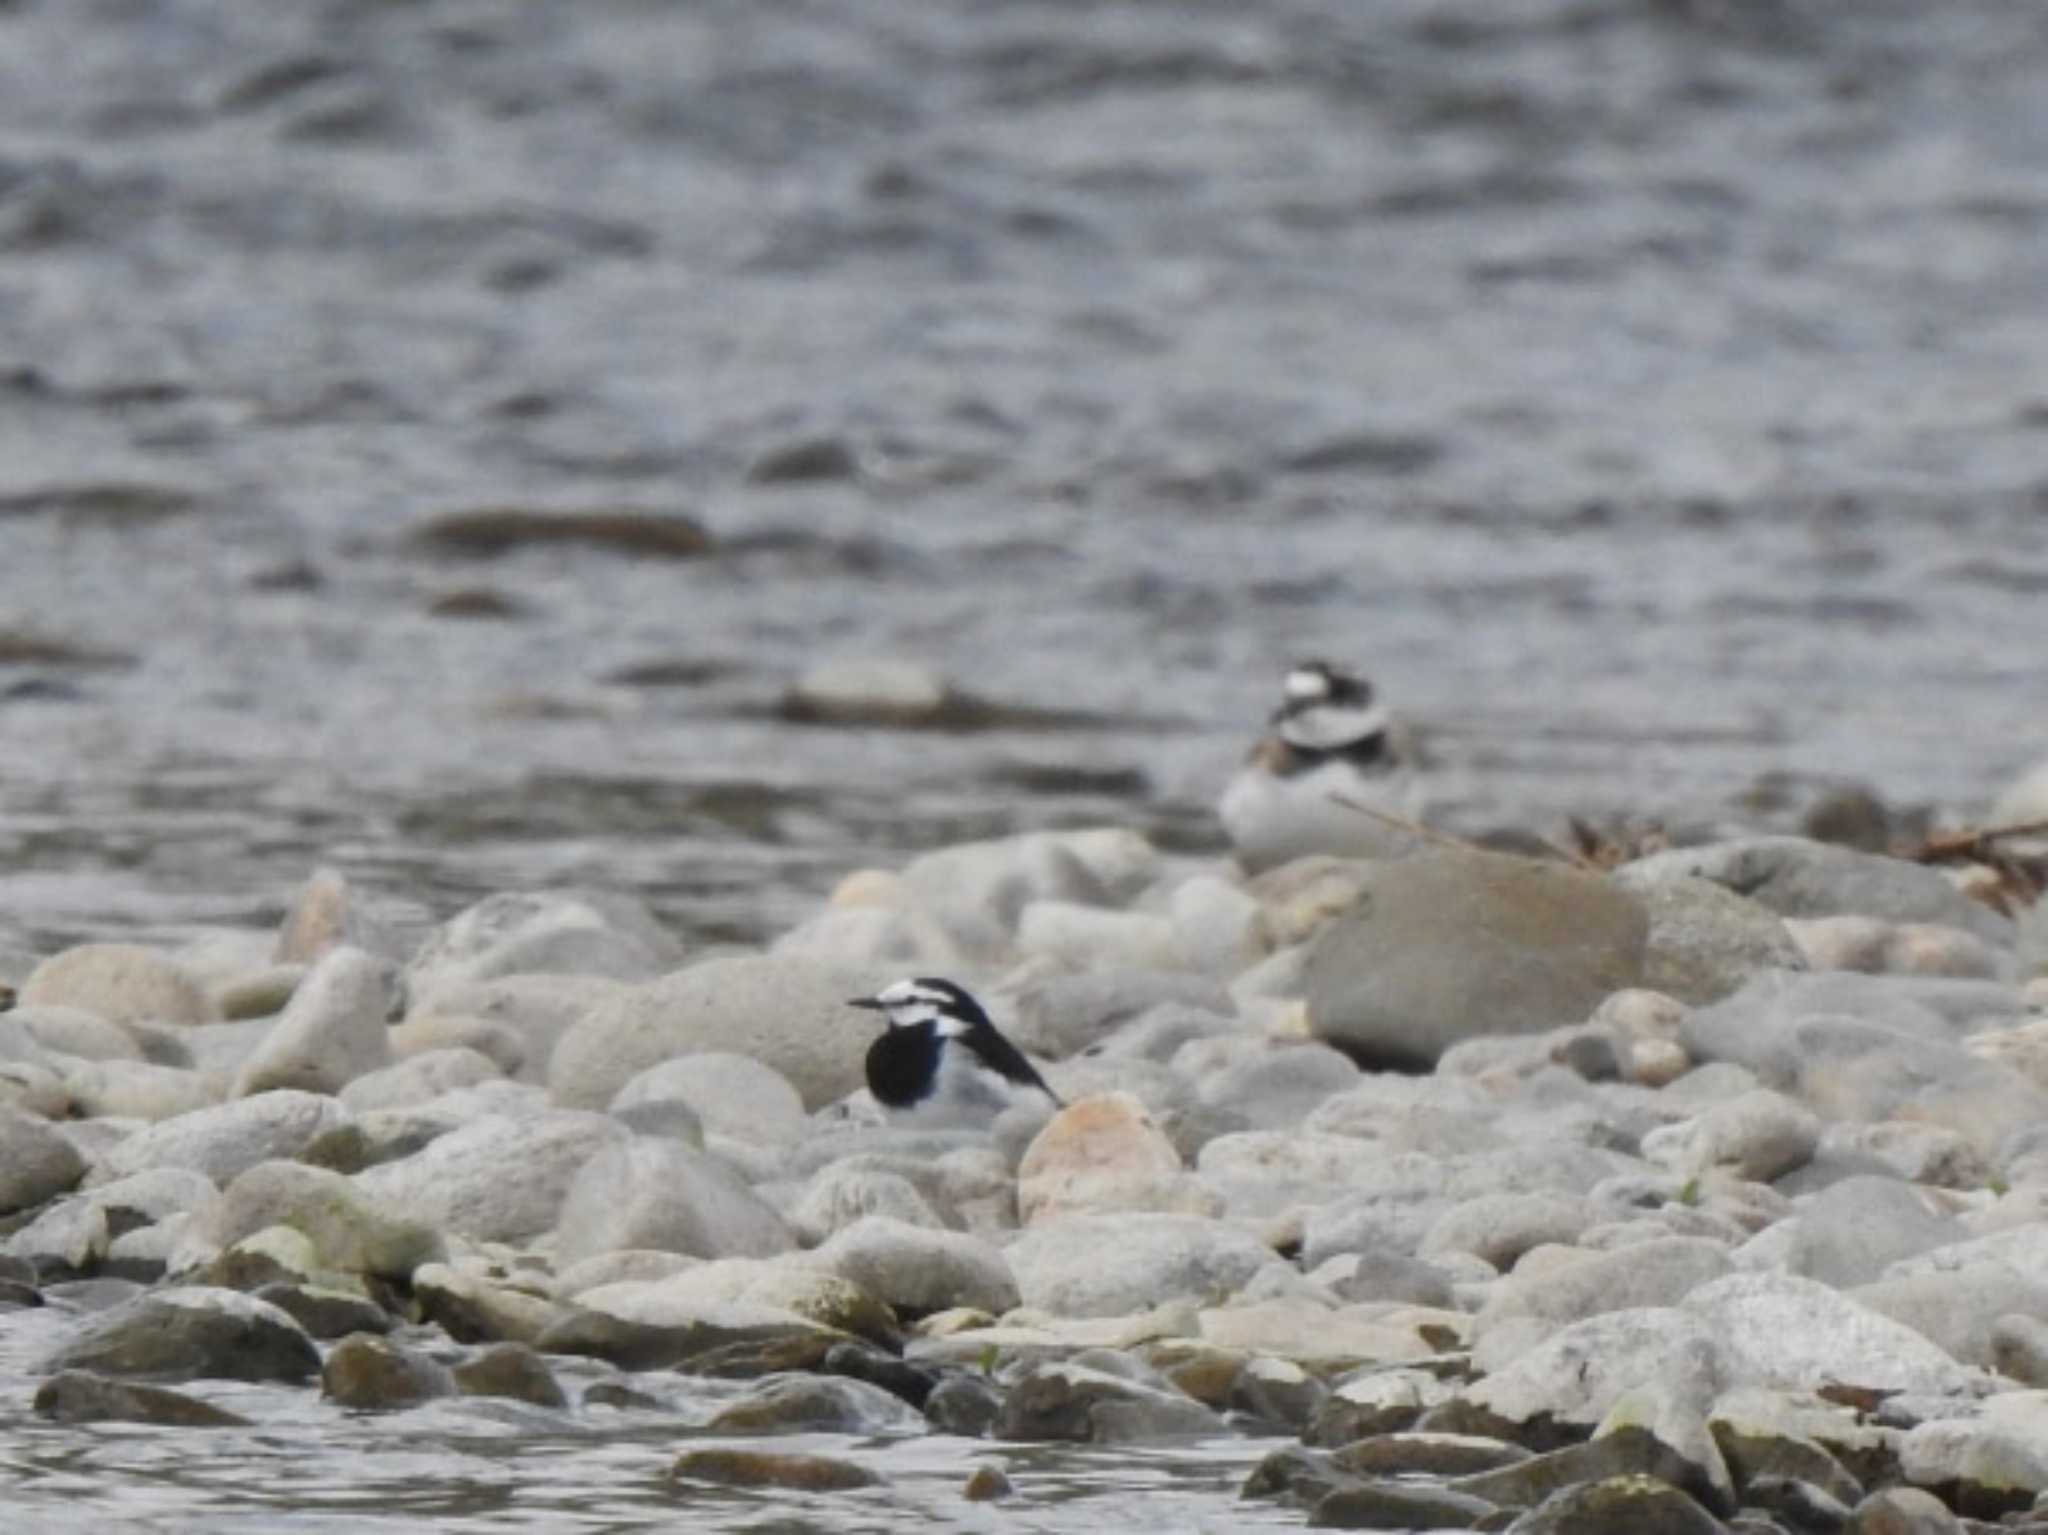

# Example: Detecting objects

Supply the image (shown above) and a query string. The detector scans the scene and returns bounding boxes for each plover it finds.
[1218,659,1425,872]
[847,977,1063,1128]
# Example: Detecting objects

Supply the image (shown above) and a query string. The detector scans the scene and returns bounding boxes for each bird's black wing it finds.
[961,1021,1063,1107]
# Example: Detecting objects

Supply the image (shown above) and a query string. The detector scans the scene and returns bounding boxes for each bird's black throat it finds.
[865,1020,939,1108]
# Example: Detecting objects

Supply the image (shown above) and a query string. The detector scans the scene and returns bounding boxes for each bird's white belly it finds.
[1219,757,1425,873]
[888,1050,1031,1130]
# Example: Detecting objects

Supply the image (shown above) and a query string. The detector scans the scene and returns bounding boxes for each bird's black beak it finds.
[847,996,886,1011]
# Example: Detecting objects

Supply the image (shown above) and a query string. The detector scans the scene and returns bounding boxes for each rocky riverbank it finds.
[4,814,2048,1533]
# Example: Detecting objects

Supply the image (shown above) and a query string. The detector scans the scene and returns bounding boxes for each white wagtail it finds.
[1218,659,1426,872]
[847,977,1064,1128]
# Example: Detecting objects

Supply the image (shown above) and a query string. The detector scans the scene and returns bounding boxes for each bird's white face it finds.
[867,979,968,1035]
[1283,665,1334,703]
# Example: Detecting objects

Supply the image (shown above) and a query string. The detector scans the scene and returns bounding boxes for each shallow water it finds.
[0,1301,1294,1533]
[3,1,2048,1524]
[3,0,2047,957]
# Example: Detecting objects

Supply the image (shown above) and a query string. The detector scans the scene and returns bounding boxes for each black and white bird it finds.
[847,977,1063,1129]
[1218,659,1425,872]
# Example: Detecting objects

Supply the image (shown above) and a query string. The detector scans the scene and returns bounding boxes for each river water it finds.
[2,0,2048,1525]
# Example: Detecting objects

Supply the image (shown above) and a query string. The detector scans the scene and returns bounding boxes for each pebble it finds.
[811,1216,1019,1316]
[1016,1092,1215,1223]
[232,946,394,1097]
[354,1108,628,1244]
[1,829,2040,1525]
[961,1463,1012,1500]
[0,1107,87,1215]
[608,1052,808,1147]
[549,954,875,1113]
[21,943,215,1028]
[552,1138,794,1267]
[408,888,683,996]
[100,1089,349,1184]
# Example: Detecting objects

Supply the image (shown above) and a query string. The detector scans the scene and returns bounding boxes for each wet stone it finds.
[994,1361,1219,1444]
[534,1309,837,1375]
[1841,1486,1964,1534]
[705,1371,927,1436]
[1305,1391,1429,1448]
[451,1342,568,1408]
[669,1447,880,1492]
[253,1281,394,1340]
[1744,1474,1853,1533]
[1502,1472,1726,1535]
[581,1379,662,1412]
[924,1372,1003,1438]
[962,1463,1013,1501]
[1308,1478,1501,1530]
[43,1286,320,1384]
[1241,1445,1357,1508]
[821,1340,939,1409]
[34,1371,252,1428]
[1334,1432,1534,1480]
[321,1333,457,1411]
[1230,1354,1329,1432]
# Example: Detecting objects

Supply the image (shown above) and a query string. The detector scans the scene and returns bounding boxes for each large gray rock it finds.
[190,1160,444,1279]
[340,1048,501,1113]
[0,1107,87,1215]
[1420,1192,1593,1271]
[1639,1089,1820,1183]
[549,955,878,1113]
[1621,837,2014,945]
[789,1164,945,1244]
[1681,973,2048,1156]
[20,943,215,1028]
[810,1216,1018,1315]
[1003,1212,1271,1318]
[57,1059,217,1122]
[233,946,395,1098]
[1683,1272,1981,1398]
[43,1286,319,1383]
[1607,871,1808,1004]
[8,1004,144,1062]
[100,1091,350,1185]
[402,973,630,1083]
[1303,852,1648,1070]
[1467,1308,1728,1431]
[1854,1260,2048,1370]
[353,1109,628,1243]
[1899,1395,2048,1514]
[1774,1176,1966,1287]
[609,1053,808,1147]
[1194,1043,1359,1130]
[1472,1238,1735,1374]
[552,1139,794,1268]
[408,889,683,996]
